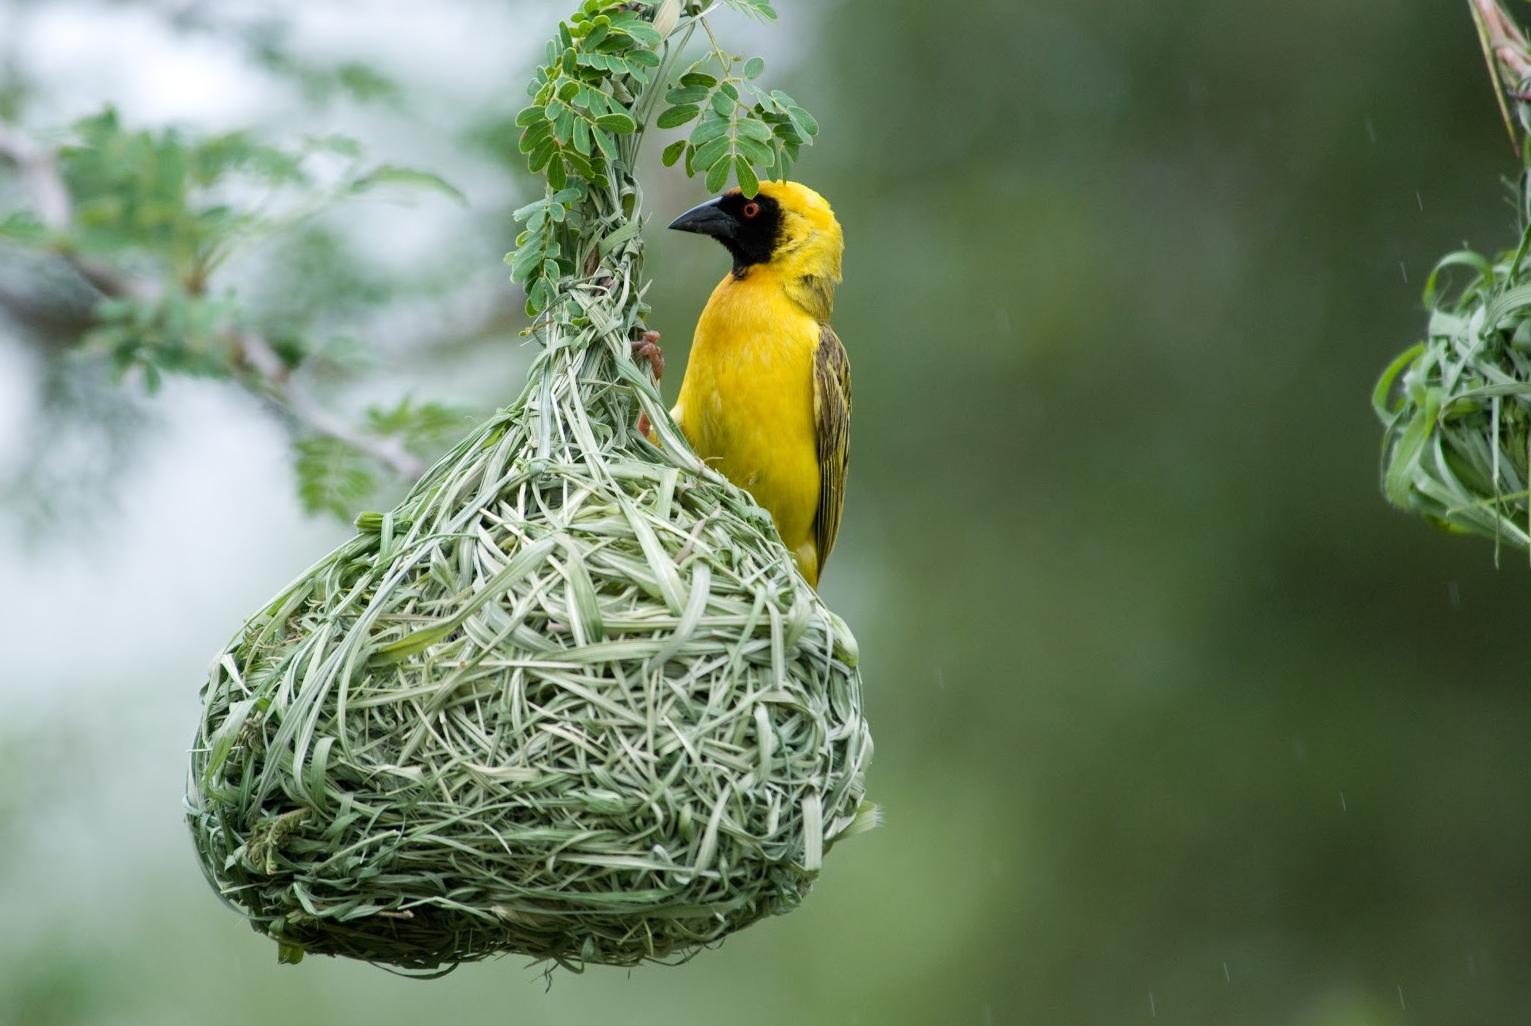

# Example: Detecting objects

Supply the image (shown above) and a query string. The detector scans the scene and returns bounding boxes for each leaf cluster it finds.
[291,400,470,519]
[289,400,470,520]
[57,109,458,292]
[505,0,819,316]
[86,290,241,391]
[254,48,405,108]
[506,3,658,315]
[654,38,818,194]
[513,7,657,194]
[2,107,468,517]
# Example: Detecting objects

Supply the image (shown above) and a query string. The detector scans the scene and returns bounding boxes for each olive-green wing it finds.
[812,323,851,569]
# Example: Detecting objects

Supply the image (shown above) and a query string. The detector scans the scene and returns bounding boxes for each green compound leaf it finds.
[294,436,377,520]
[349,165,466,204]
[721,0,778,20]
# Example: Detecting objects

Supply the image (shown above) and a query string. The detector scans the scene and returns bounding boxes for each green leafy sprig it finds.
[506,0,819,316]
[0,108,468,515]
[655,16,818,194]
[58,108,461,295]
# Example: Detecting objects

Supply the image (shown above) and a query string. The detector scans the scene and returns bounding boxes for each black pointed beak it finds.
[668,197,736,240]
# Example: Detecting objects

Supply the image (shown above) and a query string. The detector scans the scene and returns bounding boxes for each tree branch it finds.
[233,329,425,479]
[0,122,426,482]
[0,123,69,228]
[0,122,150,300]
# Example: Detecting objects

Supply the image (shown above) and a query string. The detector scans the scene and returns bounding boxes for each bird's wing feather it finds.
[812,323,851,569]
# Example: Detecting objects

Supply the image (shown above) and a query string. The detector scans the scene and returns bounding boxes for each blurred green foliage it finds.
[4,0,1531,1024]
[1,101,468,514]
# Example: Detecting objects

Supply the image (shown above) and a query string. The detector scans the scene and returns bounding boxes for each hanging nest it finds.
[1375,2,1531,555]
[1375,231,1531,552]
[186,0,873,972]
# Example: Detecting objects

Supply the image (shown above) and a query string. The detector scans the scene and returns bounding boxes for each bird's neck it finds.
[737,244,841,322]
[782,272,836,322]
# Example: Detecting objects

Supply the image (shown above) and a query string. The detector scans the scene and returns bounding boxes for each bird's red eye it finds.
[742,201,761,219]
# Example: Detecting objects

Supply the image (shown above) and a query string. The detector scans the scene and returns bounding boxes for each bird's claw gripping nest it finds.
[631,330,663,438]
[631,330,664,381]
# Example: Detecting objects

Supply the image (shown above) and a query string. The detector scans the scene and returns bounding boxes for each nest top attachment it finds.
[186,1,872,971]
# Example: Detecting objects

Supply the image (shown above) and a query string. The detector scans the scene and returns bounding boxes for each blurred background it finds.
[2,1,1529,1023]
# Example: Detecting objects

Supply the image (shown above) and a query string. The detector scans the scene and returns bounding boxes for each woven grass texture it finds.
[1376,230,1531,553]
[1376,2,1531,556]
[186,2,873,972]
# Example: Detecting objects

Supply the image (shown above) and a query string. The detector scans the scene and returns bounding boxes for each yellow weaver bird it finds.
[658,180,849,587]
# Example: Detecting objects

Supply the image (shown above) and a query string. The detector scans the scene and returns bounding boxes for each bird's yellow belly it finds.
[673,278,820,554]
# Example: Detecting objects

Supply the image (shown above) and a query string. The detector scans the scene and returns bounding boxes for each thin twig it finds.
[0,123,68,227]
[0,123,426,481]
[234,329,425,479]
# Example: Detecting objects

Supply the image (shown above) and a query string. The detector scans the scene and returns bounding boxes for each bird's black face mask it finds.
[668,191,784,276]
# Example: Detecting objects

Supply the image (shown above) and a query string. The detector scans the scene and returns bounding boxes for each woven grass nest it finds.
[1376,1,1531,557]
[1375,198,1531,555]
[186,2,873,972]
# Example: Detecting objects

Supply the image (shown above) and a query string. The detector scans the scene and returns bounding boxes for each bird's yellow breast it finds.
[671,269,821,553]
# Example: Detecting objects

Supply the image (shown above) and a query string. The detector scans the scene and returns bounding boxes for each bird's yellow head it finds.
[668,181,843,311]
